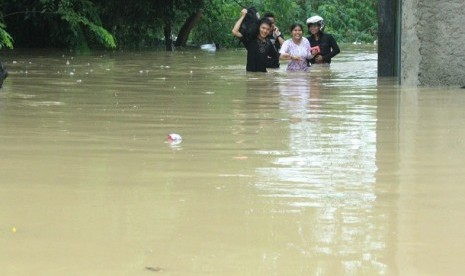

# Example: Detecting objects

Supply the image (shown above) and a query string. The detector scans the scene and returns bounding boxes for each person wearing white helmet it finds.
[306,15,340,65]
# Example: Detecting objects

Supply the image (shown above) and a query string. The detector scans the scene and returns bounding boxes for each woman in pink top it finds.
[279,23,313,72]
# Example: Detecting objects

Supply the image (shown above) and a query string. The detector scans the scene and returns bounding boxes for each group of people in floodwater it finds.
[232,8,340,72]
[0,9,338,89]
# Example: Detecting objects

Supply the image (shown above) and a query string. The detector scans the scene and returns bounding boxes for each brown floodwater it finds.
[1,45,465,275]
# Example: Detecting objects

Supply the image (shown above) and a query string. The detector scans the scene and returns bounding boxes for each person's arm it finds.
[322,34,340,62]
[303,38,314,60]
[279,40,289,59]
[279,41,302,61]
[273,27,285,46]
[306,36,316,65]
[232,9,248,38]
[280,54,302,61]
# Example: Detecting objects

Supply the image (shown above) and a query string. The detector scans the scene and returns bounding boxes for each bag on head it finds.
[240,7,260,39]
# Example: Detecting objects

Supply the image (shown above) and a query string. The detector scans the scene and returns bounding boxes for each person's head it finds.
[257,18,272,39]
[263,12,276,33]
[306,15,325,35]
[290,23,304,40]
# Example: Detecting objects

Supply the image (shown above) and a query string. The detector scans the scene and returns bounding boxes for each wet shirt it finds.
[279,37,312,72]
[307,32,340,64]
[242,37,279,72]
[266,34,283,68]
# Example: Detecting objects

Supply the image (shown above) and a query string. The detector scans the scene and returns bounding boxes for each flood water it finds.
[1,46,465,275]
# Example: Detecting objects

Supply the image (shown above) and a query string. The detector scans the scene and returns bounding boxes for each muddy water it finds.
[0,46,464,275]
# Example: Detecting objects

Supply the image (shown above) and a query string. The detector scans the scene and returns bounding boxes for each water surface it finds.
[1,46,465,275]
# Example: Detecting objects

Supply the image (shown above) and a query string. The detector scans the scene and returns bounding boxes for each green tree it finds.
[190,0,377,47]
[0,21,13,49]
[1,0,115,50]
[0,0,378,50]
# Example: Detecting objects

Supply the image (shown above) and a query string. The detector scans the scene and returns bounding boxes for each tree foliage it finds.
[191,0,377,47]
[1,0,115,50]
[0,21,13,49]
[0,0,377,50]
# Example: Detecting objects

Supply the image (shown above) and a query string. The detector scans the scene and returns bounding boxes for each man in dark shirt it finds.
[263,12,284,69]
[232,9,280,72]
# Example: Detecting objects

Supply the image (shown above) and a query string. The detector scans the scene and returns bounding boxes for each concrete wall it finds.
[401,0,465,86]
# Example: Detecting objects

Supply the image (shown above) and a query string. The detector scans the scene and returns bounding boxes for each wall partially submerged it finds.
[401,0,465,86]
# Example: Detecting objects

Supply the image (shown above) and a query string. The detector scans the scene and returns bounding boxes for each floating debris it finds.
[167,133,182,145]
[145,266,163,272]
[200,43,217,53]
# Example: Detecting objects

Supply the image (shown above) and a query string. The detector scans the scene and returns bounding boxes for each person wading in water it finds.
[306,15,340,65]
[232,8,280,72]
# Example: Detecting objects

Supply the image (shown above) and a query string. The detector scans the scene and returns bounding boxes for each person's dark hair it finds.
[263,12,275,19]
[258,17,273,28]
[289,23,304,32]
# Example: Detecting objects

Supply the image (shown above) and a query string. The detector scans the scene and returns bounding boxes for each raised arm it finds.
[232,9,248,38]
[273,27,285,46]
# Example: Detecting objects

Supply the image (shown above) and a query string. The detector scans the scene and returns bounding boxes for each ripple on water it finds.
[25,101,65,107]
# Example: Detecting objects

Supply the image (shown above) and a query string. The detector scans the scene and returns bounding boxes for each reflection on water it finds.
[1,45,465,275]
[253,63,381,273]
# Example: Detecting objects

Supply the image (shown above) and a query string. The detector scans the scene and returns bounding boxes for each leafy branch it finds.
[0,22,14,49]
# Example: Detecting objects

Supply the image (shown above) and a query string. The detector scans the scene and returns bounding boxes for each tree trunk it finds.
[163,0,174,51]
[174,10,203,47]
[164,23,173,51]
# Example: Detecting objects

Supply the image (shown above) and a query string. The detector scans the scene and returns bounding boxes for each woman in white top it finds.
[279,23,313,72]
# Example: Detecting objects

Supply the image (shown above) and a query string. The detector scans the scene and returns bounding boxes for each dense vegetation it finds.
[0,0,377,51]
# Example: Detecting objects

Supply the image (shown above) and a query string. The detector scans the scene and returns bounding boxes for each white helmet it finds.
[306,15,325,31]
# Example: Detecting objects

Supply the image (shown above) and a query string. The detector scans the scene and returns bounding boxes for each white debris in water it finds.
[200,43,216,53]
[168,133,182,145]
